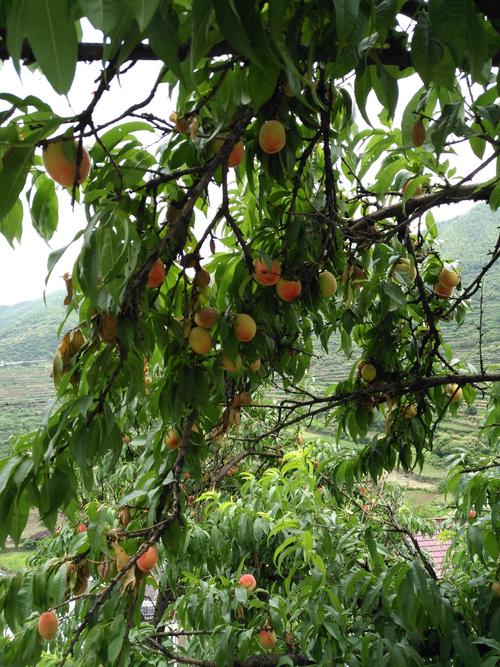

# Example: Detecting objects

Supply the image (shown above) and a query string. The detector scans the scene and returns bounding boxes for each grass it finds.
[0,550,33,572]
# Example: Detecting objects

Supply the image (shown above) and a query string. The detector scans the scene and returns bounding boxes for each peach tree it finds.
[0,1,499,665]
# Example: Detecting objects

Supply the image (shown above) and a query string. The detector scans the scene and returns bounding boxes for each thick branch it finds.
[349,182,496,230]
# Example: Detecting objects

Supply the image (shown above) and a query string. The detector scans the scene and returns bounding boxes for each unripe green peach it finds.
[319,270,337,297]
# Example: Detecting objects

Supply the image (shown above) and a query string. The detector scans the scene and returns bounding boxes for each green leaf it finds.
[213,0,257,63]
[31,176,59,241]
[248,62,280,111]
[0,200,23,246]
[411,13,443,85]
[80,0,122,33]
[431,102,463,154]
[334,0,360,49]
[354,65,374,126]
[125,0,159,31]
[147,2,184,80]
[25,0,78,94]
[429,0,466,66]
[0,143,34,221]
[489,181,500,212]
[6,0,28,72]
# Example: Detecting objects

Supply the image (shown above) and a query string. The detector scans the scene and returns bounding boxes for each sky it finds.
[0,27,494,307]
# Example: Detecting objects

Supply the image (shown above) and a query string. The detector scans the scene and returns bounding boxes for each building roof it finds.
[412,533,452,578]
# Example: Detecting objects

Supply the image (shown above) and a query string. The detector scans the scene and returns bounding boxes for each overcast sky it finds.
[0,28,493,307]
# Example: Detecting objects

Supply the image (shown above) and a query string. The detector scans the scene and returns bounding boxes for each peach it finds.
[165,429,181,449]
[195,268,211,288]
[249,358,261,372]
[258,627,277,649]
[233,314,257,342]
[254,258,281,286]
[433,282,453,297]
[342,265,366,288]
[212,138,245,167]
[221,353,242,373]
[259,120,286,154]
[239,573,256,591]
[78,524,87,532]
[276,278,302,302]
[42,139,91,187]
[491,582,500,597]
[402,404,418,419]
[392,258,416,284]
[188,326,212,354]
[38,611,58,640]
[137,545,158,573]
[438,266,460,288]
[445,383,463,403]
[147,259,166,288]
[194,307,219,329]
[318,270,337,297]
[169,112,190,134]
[468,509,476,520]
[360,363,377,383]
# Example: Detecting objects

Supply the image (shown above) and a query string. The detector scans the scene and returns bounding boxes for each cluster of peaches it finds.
[238,573,278,650]
[37,541,159,641]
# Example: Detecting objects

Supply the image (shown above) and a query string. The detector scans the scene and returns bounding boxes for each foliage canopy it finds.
[0,1,499,665]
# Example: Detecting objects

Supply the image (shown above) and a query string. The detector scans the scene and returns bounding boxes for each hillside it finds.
[0,204,498,459]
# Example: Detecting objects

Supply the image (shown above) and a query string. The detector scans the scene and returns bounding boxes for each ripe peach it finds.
[194,307,219,329]
[78,524,87,532]
[445,383,463,402]
[276,278,302,302]
[147,259,166,288]
[212,138,245,167]
[234,314,257,342]
[99,313,118,342]
[137,545,158,573]
[433,282,453,297]
[239,573,256,591]
[438,266,460,289]
[258,627,277,649]
[259,120,286,154]
[468,509,476,520]
[165,429,180,449]
[254,258,281,286]
[42,140,91,187]
[318,270,337,297]
[221,353,242,373]
[38,611,58,640]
